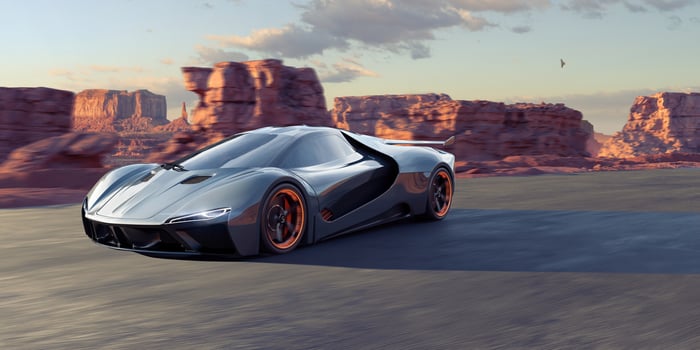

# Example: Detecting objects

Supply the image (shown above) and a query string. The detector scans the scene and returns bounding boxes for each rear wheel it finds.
[424,168,453,220]
[260,184,307,254]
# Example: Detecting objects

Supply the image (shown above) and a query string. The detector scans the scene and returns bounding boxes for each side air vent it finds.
[321,208,334,221]
[180,176,211,184]
[140,172,156,182]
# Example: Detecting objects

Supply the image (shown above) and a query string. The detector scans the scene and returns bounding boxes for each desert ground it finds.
[1,169,699,349]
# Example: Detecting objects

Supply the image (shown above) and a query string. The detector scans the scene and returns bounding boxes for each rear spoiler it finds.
[383,136,456,148]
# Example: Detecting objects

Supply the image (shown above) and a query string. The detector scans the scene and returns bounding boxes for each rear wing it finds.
[383,136,456,148]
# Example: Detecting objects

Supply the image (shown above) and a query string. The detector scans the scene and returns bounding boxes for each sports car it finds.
[82,125,455,257]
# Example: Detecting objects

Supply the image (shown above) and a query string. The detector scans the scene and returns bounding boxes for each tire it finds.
[260,183,307,254]
[424,167,454,220]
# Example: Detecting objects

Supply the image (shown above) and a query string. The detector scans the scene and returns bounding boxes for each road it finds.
[2,169,700,349]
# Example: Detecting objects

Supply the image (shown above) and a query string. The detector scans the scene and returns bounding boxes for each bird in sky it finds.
[560,58,566,68]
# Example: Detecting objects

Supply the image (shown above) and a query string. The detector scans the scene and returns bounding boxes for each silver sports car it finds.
[82,125,455,257]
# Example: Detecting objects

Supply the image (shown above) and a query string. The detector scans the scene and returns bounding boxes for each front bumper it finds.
[82,207,238,256]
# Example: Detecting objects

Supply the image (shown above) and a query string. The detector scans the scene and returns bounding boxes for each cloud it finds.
[407,42,431,59]
[160,58,174,65]
[667,15,682,30]
[643,0,694,11]
[208,0,545,61]
[511,25,532,33]
[205,0,696,64]
[208,24,348,58]
[623,2,647,12]
[317,59,379,83]
[561,0,695,17]
[560,0,614,18]
[298,0,495,46]
[89,65,121,73]
[454,9,495,31]
[89,65,144,73]
[448,0,550,13]
[194,45,249,64]
[48,69,77,80]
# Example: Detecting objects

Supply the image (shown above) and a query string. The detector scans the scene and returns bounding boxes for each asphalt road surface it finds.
[2,169,700,349]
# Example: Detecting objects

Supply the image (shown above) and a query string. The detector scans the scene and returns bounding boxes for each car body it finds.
[82,125,455,257]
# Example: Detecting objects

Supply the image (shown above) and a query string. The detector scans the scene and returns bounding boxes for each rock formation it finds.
[180,101,188,120]
[154,116,191,133]
[0,86,118,177]
[72,89,168,132]
[0,87,74,163]
[108,132,174,166]
[0,132,116,201]
[599,92,700,158]
[108,105,192,167]
[153,103,191,133]
[149,59,331,162]
[589,132,612,156]
[184,59,330,134]
[332,94,592,161]
[1,132,117,172]
[582,120,603,156]
[181,67,212,105]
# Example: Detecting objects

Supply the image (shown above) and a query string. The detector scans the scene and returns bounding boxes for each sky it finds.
[1,0,699,134]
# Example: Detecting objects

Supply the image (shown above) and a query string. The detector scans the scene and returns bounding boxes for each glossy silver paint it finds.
[82,125,455,257]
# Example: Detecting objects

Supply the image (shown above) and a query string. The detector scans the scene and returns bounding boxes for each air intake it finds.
[180,176,211,184]
[140,172,156,182]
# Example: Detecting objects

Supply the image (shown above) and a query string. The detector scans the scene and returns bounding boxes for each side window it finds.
[281,133,356,168]
[320,134,355,160]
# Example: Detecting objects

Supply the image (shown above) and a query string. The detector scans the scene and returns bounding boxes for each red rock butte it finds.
[599,92,700,157]
[332,93,592,161]
[150,59,332,162]
[72,89,169,133]
[4,60,700,182]
[0,87,74,163]
[182,59,331,134]
[0,87,117,198]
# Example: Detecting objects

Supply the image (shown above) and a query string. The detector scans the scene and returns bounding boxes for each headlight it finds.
[165,208,231,224]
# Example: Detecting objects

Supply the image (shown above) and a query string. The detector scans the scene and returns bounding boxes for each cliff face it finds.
[183,59,330,134]
[599,92,700,158]
[72,89,168,132]
[332,94,591,161]
[150,59,330,162]
[0,86,116,171]
[0,87,74,162]
[1,132,117,172]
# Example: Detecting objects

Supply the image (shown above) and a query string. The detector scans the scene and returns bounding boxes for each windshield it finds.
[177,133,283,170]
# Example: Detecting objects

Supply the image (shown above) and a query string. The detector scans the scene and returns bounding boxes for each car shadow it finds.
[253,208,700,274]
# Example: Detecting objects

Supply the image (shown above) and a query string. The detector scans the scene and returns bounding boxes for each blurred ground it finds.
[1,169,699,349]
[0,188,86,208]
[0,168,105,208]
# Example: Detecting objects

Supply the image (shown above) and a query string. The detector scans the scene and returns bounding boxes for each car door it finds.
[280,132,396,238]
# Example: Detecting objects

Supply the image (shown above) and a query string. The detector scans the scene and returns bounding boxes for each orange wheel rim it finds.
[432,170,452,218]
[265,188,305,250]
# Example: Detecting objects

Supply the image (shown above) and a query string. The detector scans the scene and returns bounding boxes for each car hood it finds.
[89,166,257,221]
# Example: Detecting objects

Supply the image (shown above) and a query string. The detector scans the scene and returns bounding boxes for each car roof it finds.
[245,125,338,138]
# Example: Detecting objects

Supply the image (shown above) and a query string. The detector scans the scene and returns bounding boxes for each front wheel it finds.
[260,184,307,254]
[424,168,453,220]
